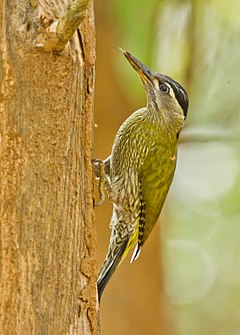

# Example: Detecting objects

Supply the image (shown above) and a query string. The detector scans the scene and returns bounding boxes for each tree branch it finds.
[36,0,89,52]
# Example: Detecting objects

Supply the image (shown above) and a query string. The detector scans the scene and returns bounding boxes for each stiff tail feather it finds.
[130,243,141,263]
[97,239,128,302]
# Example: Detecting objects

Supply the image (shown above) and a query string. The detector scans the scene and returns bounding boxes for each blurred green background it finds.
[94,0,240,334]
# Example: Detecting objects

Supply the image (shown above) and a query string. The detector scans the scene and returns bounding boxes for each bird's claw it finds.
[92,159,107,206]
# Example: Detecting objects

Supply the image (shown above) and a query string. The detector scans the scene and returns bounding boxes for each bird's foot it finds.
[92,159,108,206]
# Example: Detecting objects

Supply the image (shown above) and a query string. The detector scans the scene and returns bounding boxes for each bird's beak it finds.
[121,49,155,90]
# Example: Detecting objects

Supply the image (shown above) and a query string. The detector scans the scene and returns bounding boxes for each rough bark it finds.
[0,1,98,334]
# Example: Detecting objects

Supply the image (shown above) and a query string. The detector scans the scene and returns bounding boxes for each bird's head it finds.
[122,50,189,132]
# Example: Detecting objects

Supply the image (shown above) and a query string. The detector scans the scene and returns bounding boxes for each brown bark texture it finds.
[0,1,98,334]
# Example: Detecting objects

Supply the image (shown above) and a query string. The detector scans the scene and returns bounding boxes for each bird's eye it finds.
[159,83,169,94]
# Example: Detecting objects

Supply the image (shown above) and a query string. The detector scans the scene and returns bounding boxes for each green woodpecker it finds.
[95,50,189,302]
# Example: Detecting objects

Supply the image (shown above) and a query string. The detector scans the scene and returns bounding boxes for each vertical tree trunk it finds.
[0,1,98,334]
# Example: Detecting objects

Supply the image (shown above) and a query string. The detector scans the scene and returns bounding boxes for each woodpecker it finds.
[94,50,189,302]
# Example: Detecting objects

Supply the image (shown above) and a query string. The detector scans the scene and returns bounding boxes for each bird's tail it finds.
[97,238,129,302]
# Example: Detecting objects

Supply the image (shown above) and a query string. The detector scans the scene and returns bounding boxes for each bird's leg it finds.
[92,159,111,206]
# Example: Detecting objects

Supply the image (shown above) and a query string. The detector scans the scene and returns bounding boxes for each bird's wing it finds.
[132,146,176,262]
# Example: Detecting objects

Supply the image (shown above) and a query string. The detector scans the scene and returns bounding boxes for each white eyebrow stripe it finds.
[165,81,187,106]
[170,81,187,101]
[164,82,175,98]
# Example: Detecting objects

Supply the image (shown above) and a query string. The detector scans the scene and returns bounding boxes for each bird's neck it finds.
[144,105,184,142]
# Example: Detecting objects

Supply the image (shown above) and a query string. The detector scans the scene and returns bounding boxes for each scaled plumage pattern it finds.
[95,50,189,302]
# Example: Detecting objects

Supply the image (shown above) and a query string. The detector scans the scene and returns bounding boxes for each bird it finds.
[95,50,189,302]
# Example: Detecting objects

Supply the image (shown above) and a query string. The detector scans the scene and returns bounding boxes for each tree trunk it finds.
[0,1,98,334]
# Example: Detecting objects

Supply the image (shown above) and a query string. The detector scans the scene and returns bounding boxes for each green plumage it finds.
[110,108,178,245]
[96,51,188,301]
[139,142,177,245]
